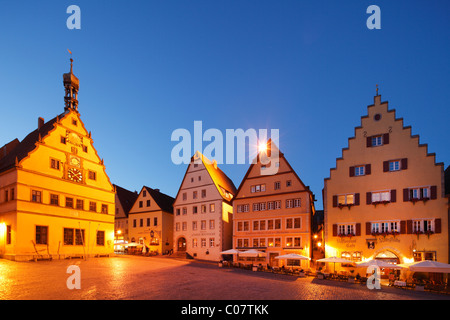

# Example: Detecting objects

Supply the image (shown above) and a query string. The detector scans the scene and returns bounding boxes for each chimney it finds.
[38,117,45,130]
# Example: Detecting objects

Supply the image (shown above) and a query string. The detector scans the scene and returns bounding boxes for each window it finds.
[294,218,301,228]
[259,202,266,211]
[50,158,60,170]
[6,225,11,244]
[372,191,391,202]
[76,199,84,210]
[275,219,281,229]
[101,204,108,214]
[61,136,66,144]
[176,208,180,216]
[4,190,8,202]
[146,200,151,207]
[267,201,274,210]
[140,219,143,227]
[182,193,187,201]
[286,180,292,187]
[286,219,293,229]
[355,166,365,176]
[286,200,293,208]
[371,135,383,146]
[209,220,215,229]
[175,222,180,231]
[210,204,215,212]
[182,207,187,215]
[201,205,206,213]
[10,188,14,201]
[412,219,434,233]
[251,184,266,193]
[201,189,206,198]
[201,238,206,248]
[64,228,74,245]
[35,226,48,245]
[75,229,85,245]
[147,218,150,227]
[50,194,59,206]
[139,201,143,208]
[31,190,42,203]
[338,194,354,205]
[143,190,146,197]
[253,221,259,231]
[96,231,105,246]
[89,201,96,212]
[253,203,260,211]
[410,187,430,200]
[274,201,281,209]
[193,206,198,214]
[82,145,88,153]
[293,199,301,208]
[274,181,281,190]
[201,220,206,230]
[192,221,197,230]
[88,171,96,180]
[192,238,198,248]
[338,224,354,236]
[193,191,198,199]
[243,221,249,231]
[209,238,214,247]
[237,221,243,231]
[389,160,400,171]
[66,197,74,208]
[133,219,137,228]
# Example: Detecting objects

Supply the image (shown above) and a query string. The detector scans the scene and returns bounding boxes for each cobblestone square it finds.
[1,255,449,301]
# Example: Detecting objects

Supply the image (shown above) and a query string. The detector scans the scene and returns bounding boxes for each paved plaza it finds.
[1,255,449,300]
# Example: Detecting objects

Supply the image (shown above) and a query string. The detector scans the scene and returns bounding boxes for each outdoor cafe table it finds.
[394,280,406,287]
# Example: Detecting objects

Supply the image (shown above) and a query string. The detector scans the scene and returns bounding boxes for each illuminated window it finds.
[31,190,42,203]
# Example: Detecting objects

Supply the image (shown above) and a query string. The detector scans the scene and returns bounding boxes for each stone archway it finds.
[177,237,186,252]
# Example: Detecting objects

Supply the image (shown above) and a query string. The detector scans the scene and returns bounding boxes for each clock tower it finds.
[63,58,79,112]
[0,59,116,261]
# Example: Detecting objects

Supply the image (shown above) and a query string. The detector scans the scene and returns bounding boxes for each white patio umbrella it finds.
[220,249,241,254]
[404,260,450,273]
[317,256,354,273]
[356,259,405,269]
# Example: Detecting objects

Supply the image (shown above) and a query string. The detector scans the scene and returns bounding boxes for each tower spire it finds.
[63,52,79,112]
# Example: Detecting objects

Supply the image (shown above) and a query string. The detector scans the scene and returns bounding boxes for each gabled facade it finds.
[114,184,138,246]
[0,59,115,261]
[173,151,237,262]
[324,94,449,270]
[128,186,174,254]
[233,141,315,267]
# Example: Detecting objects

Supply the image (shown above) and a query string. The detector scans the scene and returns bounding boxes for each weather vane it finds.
[376,84,379,96]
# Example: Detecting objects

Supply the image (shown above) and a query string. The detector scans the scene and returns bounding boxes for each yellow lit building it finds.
[233,141,315,267]
[324,94,449,270]
[128,186,174,254]
[0,59,116,261]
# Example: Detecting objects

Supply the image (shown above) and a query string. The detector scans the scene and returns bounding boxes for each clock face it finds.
[68,168,82,183]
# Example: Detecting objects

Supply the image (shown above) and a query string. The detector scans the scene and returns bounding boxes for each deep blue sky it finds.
[1,1,449,209]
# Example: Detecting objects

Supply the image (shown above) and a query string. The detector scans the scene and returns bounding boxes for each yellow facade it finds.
[324,95,448,269]
[0,63,115,261]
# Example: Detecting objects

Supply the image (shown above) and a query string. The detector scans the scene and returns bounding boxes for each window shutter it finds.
[366,192,372,205]
[366,137,372,147]
[435,218,442,234]
[332,195,338,207]
[401,158,408,170]
[406,220,412,234]
[383,161,389,172]
[366,222,371,235]
[403,188,410,202]
[349,166,355,177]
[400,220,406,234]
[365,164,371,175]
[390,189,396,203]
[354,193,360,206]
[383,133,389,145]
[332,224,338,237]
[430,186,437,199]
[355,223,361,236]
